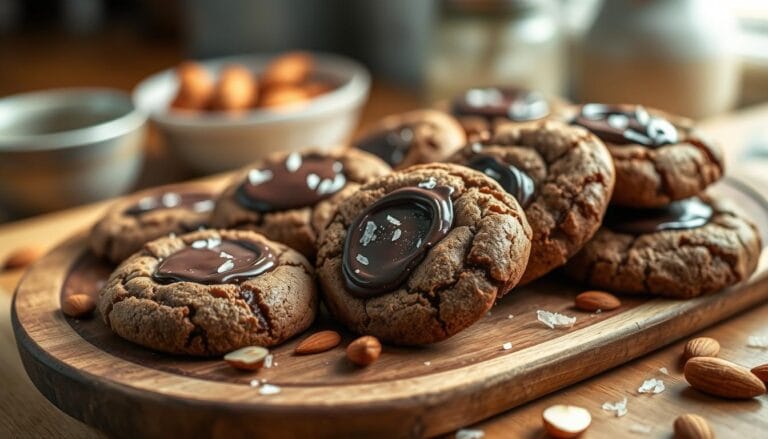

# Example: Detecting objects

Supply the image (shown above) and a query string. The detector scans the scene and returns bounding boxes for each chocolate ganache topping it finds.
[355,123,416,167]
[572,104,679,147]
[342,180,454,297]
[451,86,550,121]
[236,152,347,212]
[153,236,277,284]
[124,191,214,216]
[466,153,535,208]
[604,197,713,235]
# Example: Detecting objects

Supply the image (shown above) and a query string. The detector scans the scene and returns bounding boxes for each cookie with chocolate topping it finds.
[447,120,615,284]
[564,196,762,298]
[316,163,532,345]
[449,86,569,141]
[210,148,391,258]
[89,184,218,264]
[98,229,317,356]
[570,103,724,207]
[352,109,466,170]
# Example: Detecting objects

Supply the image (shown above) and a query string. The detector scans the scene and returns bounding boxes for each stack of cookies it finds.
[87,85,761,356]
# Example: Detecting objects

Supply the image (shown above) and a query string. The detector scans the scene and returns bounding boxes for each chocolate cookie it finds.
[209,148,391,258]
[447,120,615,284]
[352,109,466,169]
[98,229,317,356]
[564,196,762,298]
[89,185,217,264]
[449,86,569,141]
[316,163,532,345]
[570,103,724,207]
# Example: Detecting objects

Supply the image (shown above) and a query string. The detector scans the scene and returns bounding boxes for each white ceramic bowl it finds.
[0,88,146,215]
[133,53,371,174]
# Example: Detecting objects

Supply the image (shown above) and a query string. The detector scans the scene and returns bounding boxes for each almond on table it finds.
[346,336,381,367]
[3,245,44,270]
[294,330,341,355]
[682,337,720,362]
[61,293,96,318]
[683,356,766,399]
[674,414,714,439]
[574,290,621,312]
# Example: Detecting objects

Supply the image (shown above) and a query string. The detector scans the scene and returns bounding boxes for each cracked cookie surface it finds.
[448,120,615,284]
[564,197,762,298]
[98,229,317,356]
[316,163,532,345]
[209,148,390,259]
[89,184,217,264]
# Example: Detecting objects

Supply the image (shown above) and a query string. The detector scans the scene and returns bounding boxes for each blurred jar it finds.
[427,0,564,101]
[578,0,740,119]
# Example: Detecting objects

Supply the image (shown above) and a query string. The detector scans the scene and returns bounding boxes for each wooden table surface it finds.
[2,101,768,437]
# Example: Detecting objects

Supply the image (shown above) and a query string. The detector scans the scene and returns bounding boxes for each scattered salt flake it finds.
[356,254,369,266]
[629,423,653,435]
[168,232,176,238]
[285,152,302,172]
[602,397,628,417]
[306,173,320,190]
[595,309,602,314]
[507,314,514,319]
[537,310,577,329]
[263,354,274,369]
[423,361,431,366]
[249,379,260,388]
[483,167,502,180]
[501,342,513,350]
[471,143,482,153]
[455,428,484,439]
[258,384,281,395]
[206,237,222,249]
[191,240,207,249]
[386,215,401,225]
[332,161,343,173]
[659,367,669,375]
[418,177,437,189]
[161,192,181,207]
[248,169,273,186]
[416,238,423,248]
[219,251,234,259]
[193,200,214,212]
[217,259,234,273]
[637,378,665,394]
[360,221,378,246]
[747,334,768,349]
[391,229,402,241]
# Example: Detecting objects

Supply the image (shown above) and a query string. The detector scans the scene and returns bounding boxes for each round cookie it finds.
[570,103,724,207]
[316,163,532,345]
[89,185,217,264]
[98,229,317,356]
[209,148,391,258]
[352,109,466,170]
[564,196,762,298]
[449,86,570,141]
[447,120,615,284]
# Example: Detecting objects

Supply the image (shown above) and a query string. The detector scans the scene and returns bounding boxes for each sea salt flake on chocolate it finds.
[638,378,665,394]
[607,114,629,129]
[483,167,502,180]
[192,200,215,213]
[217,259,234,273]
[161,192,181,207]
[602,397,628,417]
[248,169,274,186]
[360,221,378,246]
[623,129,651,145]
[191,240,207,249]
[418,177,437,189]
[306,173,320,190]
[537,310,576,329]
[391,228,402,241]
[285,152,302,172]
[471,143,482,153]
[137,197,154,210]
[502,342,512,350]
[635,105,650,125]
[356,254,369,266]
[333,161,343,173]
[316,178,333,195]
[455,428,485,439]
[258,383,281,395]
[206,237,222,249]
[327,173,346,194]
[386,215,401,226]
[219,251,234,259]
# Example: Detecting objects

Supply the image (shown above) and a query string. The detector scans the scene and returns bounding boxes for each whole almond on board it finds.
[224,346,269,371]
[294,330,341,355]
[346,336,381,367]
[574,291,621,312]
[682,337,720,362]
[674,414,714,439]
[3,245,44,270]
[541,405,591,438]
[684,357,766,399]
[61,294,96,318]
[751,364,768,385]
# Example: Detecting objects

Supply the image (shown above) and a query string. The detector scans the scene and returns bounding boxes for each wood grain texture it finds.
[10,178,768,438]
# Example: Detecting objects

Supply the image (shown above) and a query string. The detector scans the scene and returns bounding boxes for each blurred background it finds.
[1,0,768,222]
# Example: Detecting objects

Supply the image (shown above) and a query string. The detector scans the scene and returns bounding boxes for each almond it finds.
[684,357,766,399]
[61,294,96,318]
[574,290,621,312]
[682,337,720,362]
[674,414,714,439]
[346,335,381,367]
[224,346,269,371]
[751,364,768,385]
[541,404,591,438]
[3,245,44,270]
[294,330,341,355]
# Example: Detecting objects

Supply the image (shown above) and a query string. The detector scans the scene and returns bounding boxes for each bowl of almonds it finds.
[133,52,370,174]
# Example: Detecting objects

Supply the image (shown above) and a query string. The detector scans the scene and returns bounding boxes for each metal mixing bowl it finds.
[0,88,146,215]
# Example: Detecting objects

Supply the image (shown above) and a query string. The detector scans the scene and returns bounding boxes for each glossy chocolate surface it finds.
[236,152,347,212]
[604,198,713,235]
[342,183,454,297]
[153,238,277,284]
[572,104,679,147]
[452,87,550,121]
[466,154,535,208]
[355,124,415,167]
[124,191,214,216]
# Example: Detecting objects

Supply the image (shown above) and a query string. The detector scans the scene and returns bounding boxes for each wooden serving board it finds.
[12,179,768,439]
